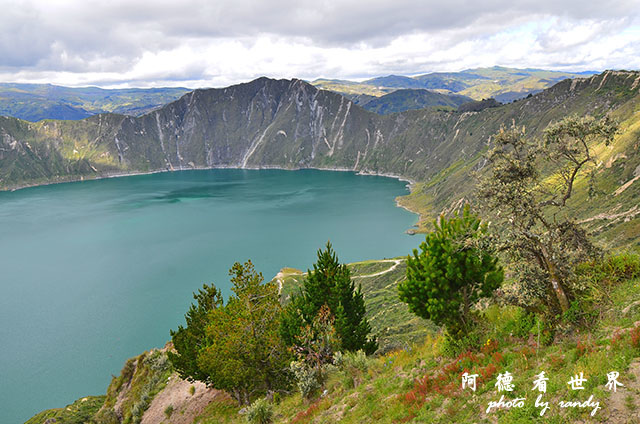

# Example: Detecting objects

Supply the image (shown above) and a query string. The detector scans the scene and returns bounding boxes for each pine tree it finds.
[398,205,503,338]
[168,284,223,383]
[281,242,378,354]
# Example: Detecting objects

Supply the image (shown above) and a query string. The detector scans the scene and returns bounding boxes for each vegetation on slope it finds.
[40,253,640,424]
[357,89,470,115]
[20,70,640,424]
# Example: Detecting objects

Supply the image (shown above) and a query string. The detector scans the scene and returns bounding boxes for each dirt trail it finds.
[352,259,404,278]
[141,375,229,424]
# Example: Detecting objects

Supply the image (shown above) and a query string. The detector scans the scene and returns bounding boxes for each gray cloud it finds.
[0,0,638,86]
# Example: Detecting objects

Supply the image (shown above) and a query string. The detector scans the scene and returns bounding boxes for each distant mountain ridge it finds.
[0,83,190,122]
[313,66,597,103]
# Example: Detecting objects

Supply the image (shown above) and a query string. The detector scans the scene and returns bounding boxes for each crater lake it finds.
[0,168,418,423]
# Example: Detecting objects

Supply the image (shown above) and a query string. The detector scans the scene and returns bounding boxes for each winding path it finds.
[352,259,404,278]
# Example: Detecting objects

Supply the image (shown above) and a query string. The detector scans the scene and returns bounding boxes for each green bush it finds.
[246,398,274,424]
[399,205,503,338]
[503,308,536,338]
[563,299,598,327]
[441,331,481,357]
[289,360,322,399]
[164,405,174,419]
[93,408,120,424]
[532,315,555,346]
[570,253,640,324]
[574,253,640,296]
[333,350,369,388]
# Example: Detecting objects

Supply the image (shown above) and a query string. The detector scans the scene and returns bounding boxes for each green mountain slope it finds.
[0,83,190,121]
[1,71,639,248]
[358,89,471,114]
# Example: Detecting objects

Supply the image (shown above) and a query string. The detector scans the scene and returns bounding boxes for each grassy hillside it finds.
[0,83,190,121]
[357,89,470,115]
[29,254,640,423]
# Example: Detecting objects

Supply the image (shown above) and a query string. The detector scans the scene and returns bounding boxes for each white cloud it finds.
[0,0,638,87]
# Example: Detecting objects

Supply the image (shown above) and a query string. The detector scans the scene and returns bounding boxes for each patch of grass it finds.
[24,396,106,424]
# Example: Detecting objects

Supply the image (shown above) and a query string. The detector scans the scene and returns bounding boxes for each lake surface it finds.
[0,168,418,423]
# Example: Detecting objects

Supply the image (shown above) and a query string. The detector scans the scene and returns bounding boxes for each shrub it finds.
[290,360,323,399]
[441,331,481,357]
[93,408,120,424]
[563,299,598,327]
[503,309,536,338]
[246,398,274,424]
[144,351,170,372]
[164,405,174,419]
[574,253,640,302]
[532,315,555,346]
[333,350,369,389]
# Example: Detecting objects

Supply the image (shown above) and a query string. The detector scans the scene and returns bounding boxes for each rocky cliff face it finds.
[2,72,639,190]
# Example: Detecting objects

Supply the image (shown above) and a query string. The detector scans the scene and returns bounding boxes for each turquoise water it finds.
[0,168,418,423]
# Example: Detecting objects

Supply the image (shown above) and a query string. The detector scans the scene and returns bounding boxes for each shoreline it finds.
[1,164,424,228]
[2,164,417,192]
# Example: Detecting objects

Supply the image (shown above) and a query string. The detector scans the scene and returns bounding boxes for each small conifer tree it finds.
[280,242,378,354]
[398,205,503,338]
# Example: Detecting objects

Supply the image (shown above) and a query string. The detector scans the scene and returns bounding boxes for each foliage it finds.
[92,349,172,424]
[289,305,339,399]
[164,404,174,419]
[574,253,640,294]
[245,398,274,424]
[197,261,292,405]
[169,284,224,383]
[333,350,370,389]
[23,396,106,424]
[130,352,172,423]
[441,331,482,357]
[29,252,640,424]
[280,241,378,354]
[398,205,503,337]
[169,262,291,406]
[277,258,434,353]
[289,360,324,400]
[291,305,340,371]
[478,116,618,316]
[565,253,640,326]
[503,308,537,338]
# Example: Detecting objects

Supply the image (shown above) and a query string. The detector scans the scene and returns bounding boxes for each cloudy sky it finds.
[0,0,639,88]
